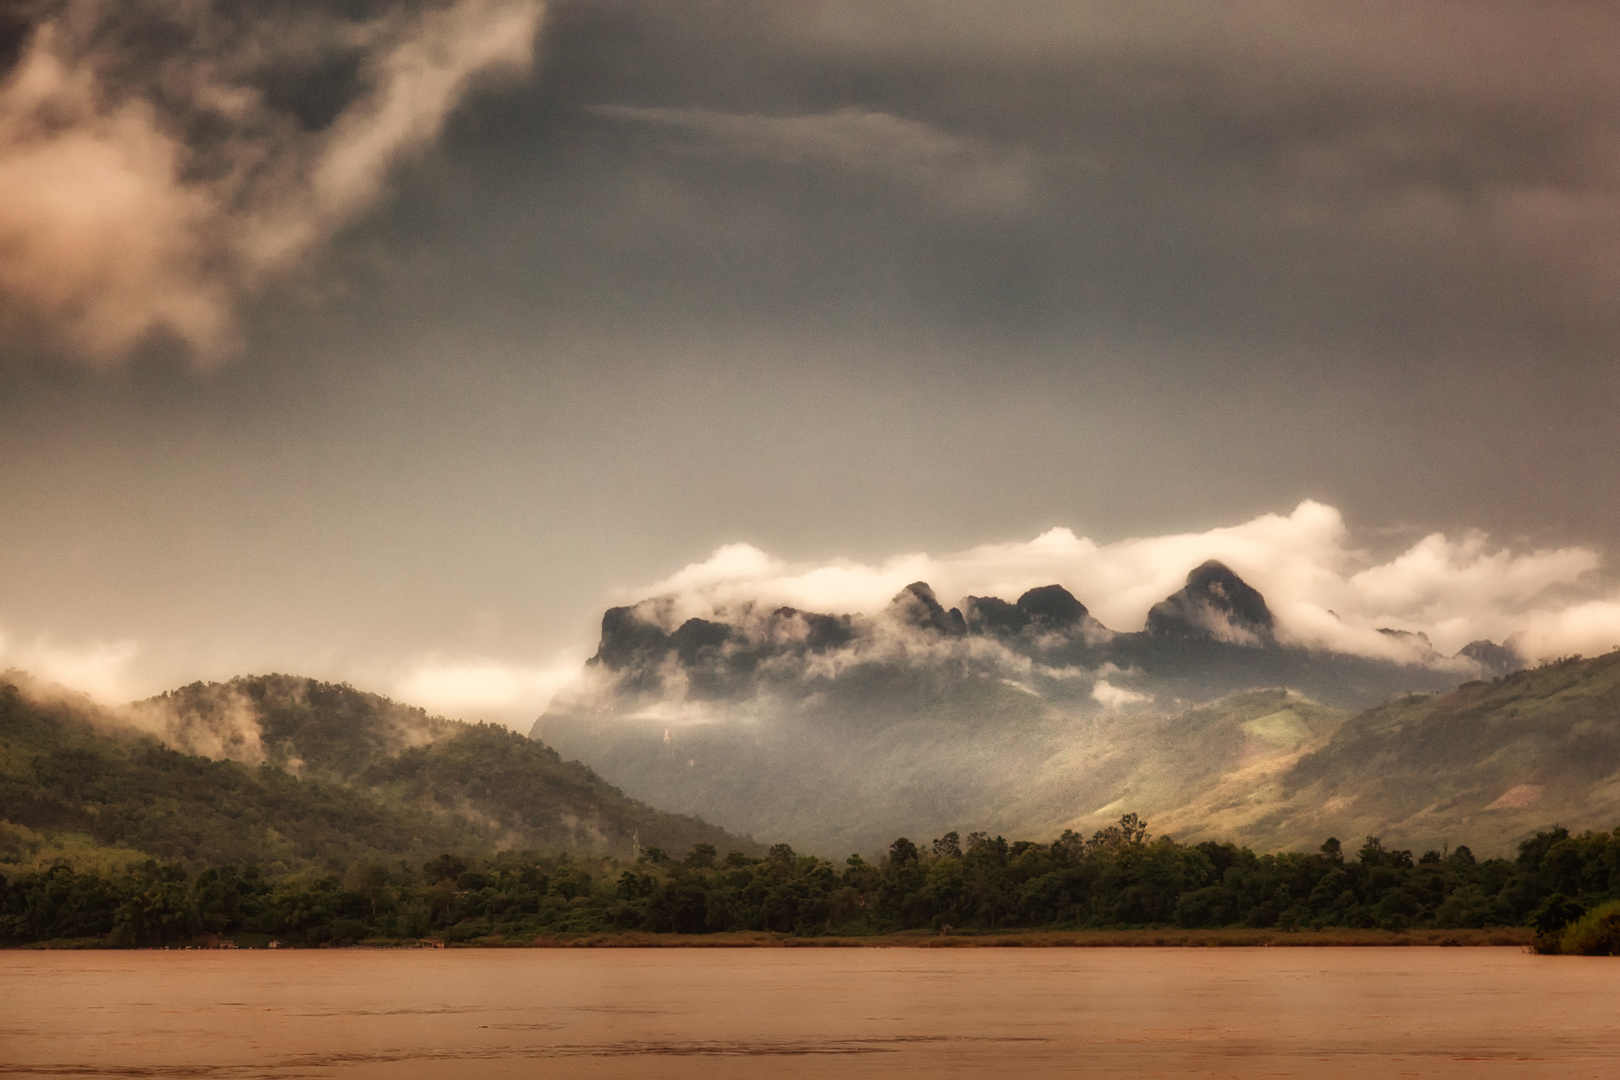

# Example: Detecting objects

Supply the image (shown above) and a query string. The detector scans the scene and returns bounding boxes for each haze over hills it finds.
[534,561,1532,854]
[6,560,1614,877]
[0,673,752,877]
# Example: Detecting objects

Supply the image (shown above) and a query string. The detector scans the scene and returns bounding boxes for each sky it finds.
[4,1,1620,726]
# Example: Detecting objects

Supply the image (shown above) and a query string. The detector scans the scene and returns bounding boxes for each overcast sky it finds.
[4,1,1620,724]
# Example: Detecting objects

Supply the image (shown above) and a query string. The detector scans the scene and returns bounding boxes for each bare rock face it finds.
[890,581,967,636]
[963,593,1025,633]
[1457,638,1522,678]
[964,584,1091,636]
[1145,560,1276,645]
[1017,584,1089,629]
[596,606,676,669]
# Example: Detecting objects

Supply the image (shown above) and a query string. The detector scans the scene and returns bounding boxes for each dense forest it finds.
[6,814,1619,954]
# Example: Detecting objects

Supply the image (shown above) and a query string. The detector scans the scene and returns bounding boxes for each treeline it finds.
[5,815,1620,950]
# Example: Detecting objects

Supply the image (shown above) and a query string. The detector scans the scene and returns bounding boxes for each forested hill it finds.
[1129,651,1620,855]
[1277,652,1620,845]
[0,674,752,877]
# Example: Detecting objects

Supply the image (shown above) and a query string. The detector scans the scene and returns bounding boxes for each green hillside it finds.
[1278,652,1620,851]
[1037,690,1350,839]
[137,675,453,779]
[10,670,1620,949]
[0,674,753,878]
[1110,652,1620,855]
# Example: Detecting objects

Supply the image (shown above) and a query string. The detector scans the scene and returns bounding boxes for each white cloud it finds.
[0,623,579,732]
[0,0,544,364]
[624,501,1620,663]
[1091,680,1147,708]
[392,653,583,729]
[1514,602,1620,663]
[0,630,139,702]
[11,502,1620,718]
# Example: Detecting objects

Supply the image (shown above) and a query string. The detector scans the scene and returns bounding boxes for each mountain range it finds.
[532,561,1575,854]
[5,560,1616,874]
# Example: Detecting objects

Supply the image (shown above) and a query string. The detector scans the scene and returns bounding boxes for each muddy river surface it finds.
[3,947,1617,1078]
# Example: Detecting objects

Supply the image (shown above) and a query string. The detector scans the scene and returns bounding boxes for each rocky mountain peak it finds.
[592,605,672,667]
[1457,638,1522,677]
[964,584,1090,636]
[890,581,967,636]
[1145,560,1276,645]
[1017,584,1089,627]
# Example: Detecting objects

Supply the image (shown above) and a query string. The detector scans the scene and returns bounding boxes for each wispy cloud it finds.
[593,104,1032,214]
[0,0,544,364]
[0,628,138,701]
[392,653,583,729]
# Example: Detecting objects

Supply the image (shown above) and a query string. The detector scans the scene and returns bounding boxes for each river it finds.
[2,947,1617,1078]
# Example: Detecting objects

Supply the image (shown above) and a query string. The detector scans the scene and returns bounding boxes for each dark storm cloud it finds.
[478,0,1620,355]
[10,1,1612,363]
[0,0,543,363]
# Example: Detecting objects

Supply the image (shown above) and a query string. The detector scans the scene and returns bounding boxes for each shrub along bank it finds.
[3,815,1618,950]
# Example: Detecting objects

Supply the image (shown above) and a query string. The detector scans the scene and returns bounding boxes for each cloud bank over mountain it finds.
[533,500,1620,855]
[617,501,1612,666]
[0,0,543,363]
[9,499,1620,727]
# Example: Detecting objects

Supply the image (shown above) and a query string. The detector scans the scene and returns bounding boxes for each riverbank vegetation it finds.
[4,814,1616,950]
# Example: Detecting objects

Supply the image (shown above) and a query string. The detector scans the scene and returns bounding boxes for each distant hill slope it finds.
[1043,652,1620,856]
[0,674,753,876]
[540,680,1356,856]
[1261,652,1620,852]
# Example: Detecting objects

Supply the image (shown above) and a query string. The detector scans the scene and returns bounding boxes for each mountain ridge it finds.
[0,672,755,877]
[577,561,1515,710]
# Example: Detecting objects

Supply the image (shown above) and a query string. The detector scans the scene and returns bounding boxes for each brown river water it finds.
[2,947,1617,1078]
